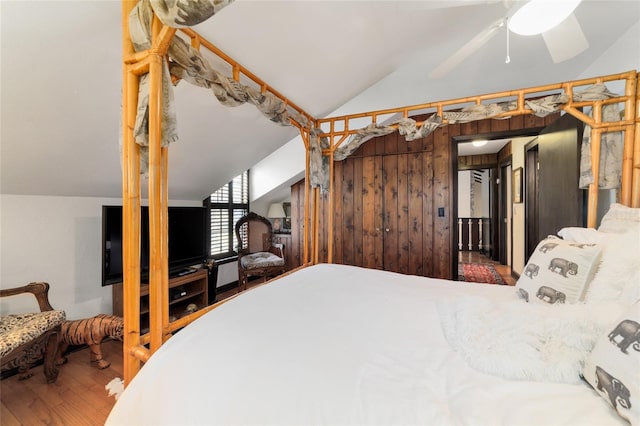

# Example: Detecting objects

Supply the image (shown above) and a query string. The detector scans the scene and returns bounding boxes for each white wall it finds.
[578,20,640,81]
[481,171,490,217]
[457,171,471,217]
[250,138,305,202]
[0,194,200,319]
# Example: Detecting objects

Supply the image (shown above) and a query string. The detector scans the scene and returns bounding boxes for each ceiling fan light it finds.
[508,0,583,36]
[472,140,488,147]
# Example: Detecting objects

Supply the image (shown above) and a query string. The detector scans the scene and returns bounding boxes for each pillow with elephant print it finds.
[515,236,602,305]
[582,302,640,424]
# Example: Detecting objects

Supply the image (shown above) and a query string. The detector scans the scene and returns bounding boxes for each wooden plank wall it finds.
[290,112,559,280]
[458,154,498,169]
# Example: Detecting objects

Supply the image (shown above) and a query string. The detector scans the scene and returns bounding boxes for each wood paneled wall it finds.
[458,154,498,169]
[291,112,559,280]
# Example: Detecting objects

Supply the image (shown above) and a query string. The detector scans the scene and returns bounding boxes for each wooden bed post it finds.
[304,149,311,264]
[146,17,173,353]
[328,140,335,263]
[633,72,640,207]
[121,0,142,385]
[586,101,603,229]
[620,73,637,207]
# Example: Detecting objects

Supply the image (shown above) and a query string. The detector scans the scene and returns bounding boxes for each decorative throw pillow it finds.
[598,203,640,233]
[582,302,640,424]
[515,236,602,304]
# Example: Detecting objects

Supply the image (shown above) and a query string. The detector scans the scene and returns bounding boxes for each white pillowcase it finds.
[582,302,640,425]
[559,225,640,305]
[598,203,640,233]
[516,236,602,305]
[582,230,640,304]
[558,227,616,244]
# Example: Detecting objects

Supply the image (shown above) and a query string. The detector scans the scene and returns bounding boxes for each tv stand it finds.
[111,269,208,334]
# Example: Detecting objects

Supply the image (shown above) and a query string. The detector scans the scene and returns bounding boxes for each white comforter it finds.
[106,263,622,425]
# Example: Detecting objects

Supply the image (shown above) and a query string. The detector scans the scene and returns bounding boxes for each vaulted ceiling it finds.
[1,0,639,201]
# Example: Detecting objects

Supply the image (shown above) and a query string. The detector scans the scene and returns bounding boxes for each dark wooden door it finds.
[333,151,433,276]
[525,143,539,261]
[526,114,584,260]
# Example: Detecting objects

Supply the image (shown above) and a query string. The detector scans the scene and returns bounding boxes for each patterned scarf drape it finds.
[576,84,624,189]
[309,84,623,193]
[127,0,309,174]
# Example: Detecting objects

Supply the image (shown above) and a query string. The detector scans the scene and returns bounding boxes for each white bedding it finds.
[106,264,623,425]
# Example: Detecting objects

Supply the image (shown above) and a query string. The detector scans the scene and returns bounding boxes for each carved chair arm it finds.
[270,242,284,260]
[0,282,54,312]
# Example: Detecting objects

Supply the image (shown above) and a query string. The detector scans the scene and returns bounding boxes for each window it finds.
[206,171,249,259]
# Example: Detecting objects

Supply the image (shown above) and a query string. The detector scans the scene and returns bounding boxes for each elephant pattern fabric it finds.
[583,302,640,424]
[536,286,566,304]
[608,319,640,354]
[515,236,602,305]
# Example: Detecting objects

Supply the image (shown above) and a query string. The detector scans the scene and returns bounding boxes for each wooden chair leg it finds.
[43,327,61,383]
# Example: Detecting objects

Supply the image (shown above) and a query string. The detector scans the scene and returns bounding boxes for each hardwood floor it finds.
[458,251,516,285]
[1,340,123,425]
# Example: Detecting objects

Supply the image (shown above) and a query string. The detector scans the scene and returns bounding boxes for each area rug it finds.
[458,263,505,284]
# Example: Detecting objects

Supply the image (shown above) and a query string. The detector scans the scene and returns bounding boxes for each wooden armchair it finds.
[235,212,286,291]
[0,282,65,383]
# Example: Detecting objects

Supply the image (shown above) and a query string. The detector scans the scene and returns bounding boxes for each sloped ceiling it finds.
[1,0,639,201]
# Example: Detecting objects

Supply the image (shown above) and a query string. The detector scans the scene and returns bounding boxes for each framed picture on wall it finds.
[513,167,523,204]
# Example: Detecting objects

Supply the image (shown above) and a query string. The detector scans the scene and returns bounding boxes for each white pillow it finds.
[582,302,640,425]
[516,236,602,304]
[583,230,640,305]
[599,203,640,233]
[558,227,616,244]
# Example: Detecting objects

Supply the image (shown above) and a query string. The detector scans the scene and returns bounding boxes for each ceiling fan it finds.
[429,0,589,79]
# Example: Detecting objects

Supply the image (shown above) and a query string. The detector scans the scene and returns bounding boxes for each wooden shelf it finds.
[112,269,208,330]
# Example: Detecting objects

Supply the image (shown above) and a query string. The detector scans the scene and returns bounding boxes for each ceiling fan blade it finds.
[541,13,589,63]
[430,18,505,79]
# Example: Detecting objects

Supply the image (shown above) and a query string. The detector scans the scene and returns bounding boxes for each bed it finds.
[107,250,638,425]
[114,1,640,424]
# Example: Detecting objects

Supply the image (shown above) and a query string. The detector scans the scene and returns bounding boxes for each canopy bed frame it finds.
[120,0,640,386]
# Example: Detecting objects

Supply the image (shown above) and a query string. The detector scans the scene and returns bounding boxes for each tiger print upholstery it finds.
[57,314,123,369]
[0,311,66,358]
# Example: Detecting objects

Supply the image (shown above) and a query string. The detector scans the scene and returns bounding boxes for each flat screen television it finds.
[102,205,207,286]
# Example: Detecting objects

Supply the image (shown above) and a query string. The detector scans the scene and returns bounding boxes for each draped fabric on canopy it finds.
[128,0,309,174]
[308,83,625,192]
[580,103,624,189]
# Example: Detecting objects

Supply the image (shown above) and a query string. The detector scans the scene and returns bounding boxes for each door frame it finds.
[455,165,498,258]
[498,157,512,268]
[524,139,539,263]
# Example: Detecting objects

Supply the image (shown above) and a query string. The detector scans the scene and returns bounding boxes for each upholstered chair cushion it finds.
[240,252,285,270]
[0,310,66,357]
